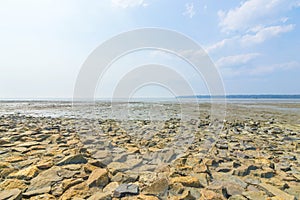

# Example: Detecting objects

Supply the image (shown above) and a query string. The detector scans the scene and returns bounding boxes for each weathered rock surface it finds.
[8,166,39,180]
[113,183,139,198]
[170,176,202,188]
[259,183,296,200]
[0,188,22,200]
[56,154,87,166]
[0,103,299,199]
[86,168,109,188]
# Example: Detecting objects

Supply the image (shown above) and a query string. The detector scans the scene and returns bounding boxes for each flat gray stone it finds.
[27,166,62,192]
[113,183,139,198]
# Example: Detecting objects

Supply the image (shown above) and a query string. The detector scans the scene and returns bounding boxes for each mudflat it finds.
[0,101,299,199]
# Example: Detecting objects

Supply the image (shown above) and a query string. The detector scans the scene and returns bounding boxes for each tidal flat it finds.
[0,101,299,199]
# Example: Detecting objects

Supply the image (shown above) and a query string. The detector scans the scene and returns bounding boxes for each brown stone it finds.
[62,164,82,171]
[169,182,185,196]
[87,191,111,200]
[224,183,245,196]
[56,154,87,166]
[0,167,15,177]
[134,194,160,200]
[228,195,248,200]
[169,189,197,200]
[29,193,56,200]
[86,168,109,188]
[5,156,25,163]
[36,160,53,170]
[23,186,51,198]
[285,183,300,200]
[17,141,40,148]
[232,165,258,176]
[59,182,90,200]
[0,179,27,191]
[83,163,99,173]
[200,189,225,200]
[194,163,208,173]
[103,182,119,194]
[170,176,202,188]
[142,178,168,196]
[120,194,160,200]
[242,191,268,200]
[259,183,296,200]
[0,161,12,168]
[27,166,63,192]
[8,165,39,180]
[62,178,84,191]
[0,188,22,200]
[107,161,134,175]
[127,146,140,153]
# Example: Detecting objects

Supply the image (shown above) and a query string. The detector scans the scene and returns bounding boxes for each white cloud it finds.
[241,24,295,45]
[179,49,207,61]
[218,0,289,32]
[221,61,299,77]
[149,49,207,61]
[280,17,289,23]
[216,53,261,67]
[249,61,299,75]
[111,0,147,8]
[206,24,295,52]
[293,1,300,7]
[206,39,227,52]
[183,3,196,18]
[211,0,298,53]
[205,37,236,53]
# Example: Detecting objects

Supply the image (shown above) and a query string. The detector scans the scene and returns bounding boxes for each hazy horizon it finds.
[1,94,300,102]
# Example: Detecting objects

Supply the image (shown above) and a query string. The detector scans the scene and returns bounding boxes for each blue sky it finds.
[1,0,300,99]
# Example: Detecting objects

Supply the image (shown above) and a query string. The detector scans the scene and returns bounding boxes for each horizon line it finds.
[1,94,300,102]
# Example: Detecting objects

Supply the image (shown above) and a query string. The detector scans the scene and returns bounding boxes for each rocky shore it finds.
[0,102,299,199]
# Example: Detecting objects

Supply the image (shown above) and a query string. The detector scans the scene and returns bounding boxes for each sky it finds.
[1,0,300,99]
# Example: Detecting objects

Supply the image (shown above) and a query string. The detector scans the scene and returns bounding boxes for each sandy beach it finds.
[0,101,299,199]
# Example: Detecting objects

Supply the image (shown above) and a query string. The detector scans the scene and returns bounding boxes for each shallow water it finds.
[0,100,299,120]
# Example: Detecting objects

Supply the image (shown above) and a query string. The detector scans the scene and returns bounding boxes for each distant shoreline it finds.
[1,95,300,103]
[178,94,300,99]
